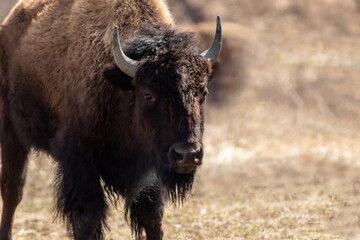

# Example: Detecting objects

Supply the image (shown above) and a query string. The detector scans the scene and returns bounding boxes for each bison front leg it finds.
[56,162,107,240]
[53,143,107,240]
[126,185,166,240]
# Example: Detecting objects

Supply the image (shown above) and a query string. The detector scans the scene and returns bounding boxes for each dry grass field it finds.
[2,0,360,239]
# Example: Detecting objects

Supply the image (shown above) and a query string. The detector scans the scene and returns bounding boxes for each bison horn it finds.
[113,26,139,78]
[201,16,222,65]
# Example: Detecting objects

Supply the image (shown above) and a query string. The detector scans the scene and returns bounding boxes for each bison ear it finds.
[103,64,134,90]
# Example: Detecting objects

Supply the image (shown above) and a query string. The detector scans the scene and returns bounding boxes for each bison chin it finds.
[160,166,196,205]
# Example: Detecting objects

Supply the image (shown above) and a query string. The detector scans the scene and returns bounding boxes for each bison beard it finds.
[162,169,196,205]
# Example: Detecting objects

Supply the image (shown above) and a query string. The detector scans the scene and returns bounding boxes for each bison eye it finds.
[144,93,154,101]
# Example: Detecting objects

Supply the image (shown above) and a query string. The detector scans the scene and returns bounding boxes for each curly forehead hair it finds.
[125,26,200,61]
[124,26,212,92]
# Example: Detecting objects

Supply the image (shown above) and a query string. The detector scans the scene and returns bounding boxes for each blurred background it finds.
[1,0,360,239]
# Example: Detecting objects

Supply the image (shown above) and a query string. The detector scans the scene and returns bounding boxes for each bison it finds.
[0,0,221,239]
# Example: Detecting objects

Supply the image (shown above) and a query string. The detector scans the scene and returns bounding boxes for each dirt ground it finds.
[2,0,360,239]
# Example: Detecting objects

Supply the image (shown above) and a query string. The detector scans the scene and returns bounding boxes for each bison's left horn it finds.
[113,26,139,78]
[201,16,222,65]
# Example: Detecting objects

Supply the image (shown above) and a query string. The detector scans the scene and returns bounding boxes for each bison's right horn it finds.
[113,26,139,78]
[200,16,222,65]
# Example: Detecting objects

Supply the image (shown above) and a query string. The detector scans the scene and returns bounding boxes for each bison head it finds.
[104,18,221,199]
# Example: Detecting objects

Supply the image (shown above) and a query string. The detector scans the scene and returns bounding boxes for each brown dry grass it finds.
[2,0,360,239]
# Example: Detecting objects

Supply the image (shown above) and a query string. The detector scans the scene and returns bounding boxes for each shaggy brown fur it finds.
[0,1,213,240]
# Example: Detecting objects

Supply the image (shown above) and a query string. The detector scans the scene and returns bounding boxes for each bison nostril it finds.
[171,148,183,161]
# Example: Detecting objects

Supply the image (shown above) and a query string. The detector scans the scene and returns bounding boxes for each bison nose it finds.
[168,142,202,173]
[173,147,201,163]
